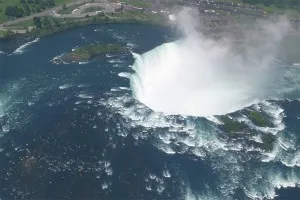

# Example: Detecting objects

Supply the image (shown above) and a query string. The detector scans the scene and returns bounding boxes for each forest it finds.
[5,0,55,18]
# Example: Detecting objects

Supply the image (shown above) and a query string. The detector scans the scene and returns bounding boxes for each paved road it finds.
[52,2,117,18]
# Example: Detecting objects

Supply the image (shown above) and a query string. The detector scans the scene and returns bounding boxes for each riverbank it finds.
[0,10,169,40]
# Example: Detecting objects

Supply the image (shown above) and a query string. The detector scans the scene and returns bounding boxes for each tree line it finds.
[5,0,55,18]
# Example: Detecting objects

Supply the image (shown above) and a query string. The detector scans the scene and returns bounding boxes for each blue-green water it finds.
[0,24,300,200]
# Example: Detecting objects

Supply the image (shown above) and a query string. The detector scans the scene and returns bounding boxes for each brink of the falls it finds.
[130,37,278,117]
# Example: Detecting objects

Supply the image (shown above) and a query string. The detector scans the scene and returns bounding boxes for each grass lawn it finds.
[111,10,164,23]
[126,0,151,8]
[57,2,87,14]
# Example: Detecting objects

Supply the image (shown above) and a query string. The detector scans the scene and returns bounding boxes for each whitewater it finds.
[11,38,39,55]
[130,14,291,117]
[1,22,300,200]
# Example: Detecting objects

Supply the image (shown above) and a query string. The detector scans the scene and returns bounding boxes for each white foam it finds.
[119,87,130,90]
[108,59,123,64]
[12,38,39,55]
[27,101,34,106]
[244,169,300,200]
[103,86,300,200]
[51,54,67,65]
[110,88,120,92]
[162,169,171,178]
[118,72,131,78]
[146,185,152,191]
[127,43,136,49]
[106,53,114,58]
[72,46,78,52]
[157,185,165,193]
[149,173,156,180]
[78,94,94,99]
[95,17,300,200]
[105,167,113,176]
[77,84,88,88]
[102,182,109,190]
[206,116,223,125]
[2,125,10,133]
[59,84,72,90]
[79,61,90,65]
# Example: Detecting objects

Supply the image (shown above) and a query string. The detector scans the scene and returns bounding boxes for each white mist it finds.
[130,9,290,116]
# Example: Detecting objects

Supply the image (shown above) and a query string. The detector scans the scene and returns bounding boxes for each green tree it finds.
[35,6,41,13]
[3,29,15,37]
[42,17,51,27]
[53,19,61,27]
[5,6,24,18]
[33,16,42,28]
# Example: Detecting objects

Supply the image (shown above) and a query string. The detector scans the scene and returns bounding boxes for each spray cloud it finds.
[130,8,291,116]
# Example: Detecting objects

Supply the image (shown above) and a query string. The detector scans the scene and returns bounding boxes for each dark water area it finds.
[0,24,299,200]
[275,187,300,200]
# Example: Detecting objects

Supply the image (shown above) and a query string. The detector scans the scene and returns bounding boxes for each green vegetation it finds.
[260,134,276,151]
[0,0,70,23]
[248,111,274,127]
[220,115,277,151]
[5,0,55,18]
[111,10,167,25]
[220,116,248,133]
[0,0,22,22]
[62,44,126,62]
[0,10,167,40]
[125,0,151,8]
[6,18,35,27]
[57,2,87,14]
[82,6,104,14]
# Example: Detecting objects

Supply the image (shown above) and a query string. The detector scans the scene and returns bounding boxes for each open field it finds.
[125,0,151,8]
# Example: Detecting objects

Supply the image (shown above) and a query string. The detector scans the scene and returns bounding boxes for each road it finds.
[54,2,116,18]
[0,0,117,31]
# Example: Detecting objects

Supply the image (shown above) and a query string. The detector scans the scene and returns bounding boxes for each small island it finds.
[219,115,248,133]
[59,44,127,63]
[219,112,277,151]
[248,110,274,127]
